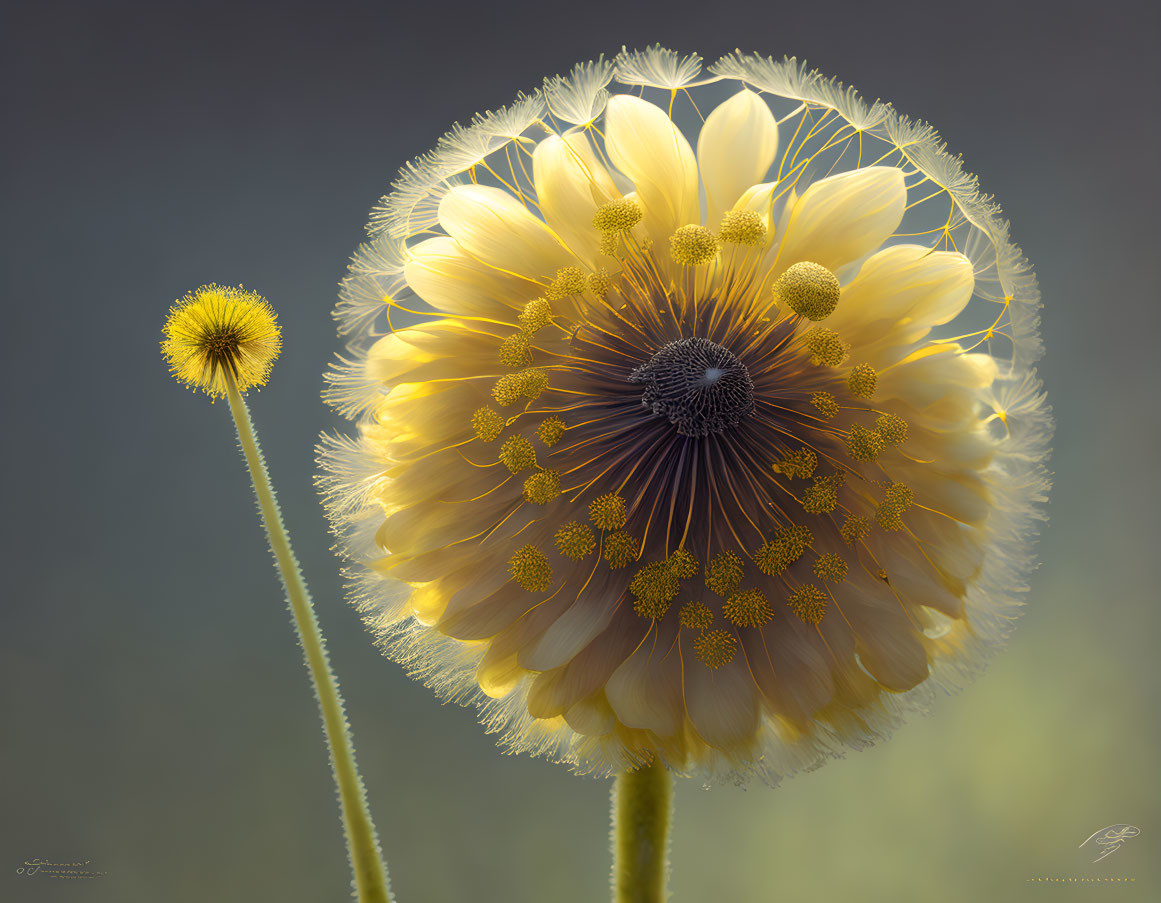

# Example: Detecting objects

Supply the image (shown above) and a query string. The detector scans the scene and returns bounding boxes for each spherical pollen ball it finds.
[774,261,841,321]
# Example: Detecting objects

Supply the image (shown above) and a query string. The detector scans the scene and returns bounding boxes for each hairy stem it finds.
[612,758,674,903]
[225,374,392,903]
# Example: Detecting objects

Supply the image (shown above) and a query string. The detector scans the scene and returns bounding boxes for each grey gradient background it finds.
[3,0,1159,900]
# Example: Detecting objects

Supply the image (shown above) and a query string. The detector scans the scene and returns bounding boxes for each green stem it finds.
[612,759,674,903]
[225,374,392,903]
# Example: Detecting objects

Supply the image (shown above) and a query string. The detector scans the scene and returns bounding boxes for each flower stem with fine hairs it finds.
[224,372,392,903]
[612,759,673,903]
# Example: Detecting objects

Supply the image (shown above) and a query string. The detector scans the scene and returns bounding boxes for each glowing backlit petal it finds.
[697,89,779,227]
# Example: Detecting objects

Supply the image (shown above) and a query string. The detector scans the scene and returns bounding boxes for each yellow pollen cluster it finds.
[592,197,643,233]
[723,588,774,627]
[554,521,596,560]
[669,224,718,266]
[811,391,840,419]
[668,548,699,579]
[718,209,767,246]
[679,600,714,631]
[508,544,552,592]
[802,473,845,514]
[876,481,914,531]
[840,514,872,545]
[546,266,587,300]
[846,424,885,462]
[537,416,565,447]
[694,629,737,669]
[848,362,877,399]
[774,261,841,321]
[588,269,611,298]
[603,531,639,568]
[161,284,282,398]
[492,368,548,406]
[498,435,537,473]
[471,406,505,442]
[498,331,532,367]
[773,447,817,479]
[813,553,849,582]
[519,298,552,332]
[875,412,909,445]
[806,327,850,367]
[630,561,681,619]
[589,493,627,531]
[754,524,814,575]
[522,469,561,505]
[705,552,744,596]
[787,584,828,625]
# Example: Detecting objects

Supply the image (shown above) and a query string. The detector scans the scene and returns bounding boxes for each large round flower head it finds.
[320,47,1052,783]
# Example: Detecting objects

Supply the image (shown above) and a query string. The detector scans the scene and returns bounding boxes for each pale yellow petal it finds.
[775,166,906,273]
[697,89,779,227]
[682,635,760,750]
[404,236,538,317]
[532,131,620,266]
[438,184,574,279]
[603,94,698,240]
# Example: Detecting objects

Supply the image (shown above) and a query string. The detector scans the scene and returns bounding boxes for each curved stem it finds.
[612,759,674,903]
[225,374,392,903]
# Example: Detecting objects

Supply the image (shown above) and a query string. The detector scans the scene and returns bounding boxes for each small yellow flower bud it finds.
[806,327,850,367]
[498,435,537,473]
[519,298,552,332]
[471,406,505,442]
[630,561,680,619]
[705,552,744,596]
[754,525,813,575]
[161,284,281,398]
[603,530,639,568]
[498,332,533,367]
[592,197,643,233]
[848,362,877,399]
[508,544,553,592]
[718,209,767,246]
[774,261,840,321]
[846,424,885,462]
[555,521,596,561]
[492,369,549,406]
[669,225,718,266]
[667,548,699,580]
[723,589,774,627]
[813,553,849,582]
[523,469,561,505]
[773,447,818,480]
[840,514,872,546]
[811,391,839,419]
[546,266,588,300]
[876,482,914,531]
[537,416,565,447]
[588,269,611,298]
[787,584,828,625]
[589,492,627,531]
[875,412,909,445]
[694,629,737,669]
[679,600,714,631]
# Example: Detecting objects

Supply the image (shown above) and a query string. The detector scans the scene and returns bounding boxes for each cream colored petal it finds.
[741,619,834,729]
[533,131,620,267]
[603,94,698,240]
[518,574,622,672]
[827,244,974,353]
[697,89,779,227]
[563,692,617,736]
[404,236,539,317]
[605,621,683,735]
[438,184,574,279]
[775,166,906,273]
[682,634,760,750]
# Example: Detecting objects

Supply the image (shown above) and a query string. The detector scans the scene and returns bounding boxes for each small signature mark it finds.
[15,858,107,879]
[1078,825,1140,863]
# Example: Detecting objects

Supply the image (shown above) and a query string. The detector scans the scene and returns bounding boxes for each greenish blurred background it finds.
[2,1,1157,900]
